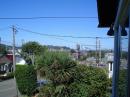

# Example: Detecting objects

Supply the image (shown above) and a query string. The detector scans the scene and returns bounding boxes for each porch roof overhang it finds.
[97,0,129,28]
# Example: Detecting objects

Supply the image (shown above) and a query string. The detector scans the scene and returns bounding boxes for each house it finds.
[0,53,26,76]
[104,53,114,78]
[0,55,13,75]
[7,48,26,65]
[7,54,26,65]
[97,0,130,96]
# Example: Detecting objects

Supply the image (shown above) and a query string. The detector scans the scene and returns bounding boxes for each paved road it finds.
[0,79,17,97]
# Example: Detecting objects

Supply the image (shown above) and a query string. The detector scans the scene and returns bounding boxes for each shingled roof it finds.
[0,55,13,64]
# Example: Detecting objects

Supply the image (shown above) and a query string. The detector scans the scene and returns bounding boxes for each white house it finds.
[105,53,114,78]
[16,55,26,65]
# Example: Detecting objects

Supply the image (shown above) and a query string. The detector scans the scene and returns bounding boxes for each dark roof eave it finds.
[97,0,119,28]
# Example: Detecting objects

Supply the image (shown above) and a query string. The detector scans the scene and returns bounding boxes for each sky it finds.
[0,0,114,50]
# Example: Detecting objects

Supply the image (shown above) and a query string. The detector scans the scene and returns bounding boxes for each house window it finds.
[110,62,112,71]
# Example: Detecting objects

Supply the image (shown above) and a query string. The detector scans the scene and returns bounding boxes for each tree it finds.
[36,51,109,97]
[22,41,46,55]
[21,41,47,65]
[36,51,77,97]
[0,44,7,55]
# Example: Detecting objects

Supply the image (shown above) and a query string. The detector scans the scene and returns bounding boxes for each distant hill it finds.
[1,43,71,51]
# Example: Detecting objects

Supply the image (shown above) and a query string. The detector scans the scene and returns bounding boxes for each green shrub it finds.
[69,65,109,97]
[15,65,37,96]
[36,51,109,97]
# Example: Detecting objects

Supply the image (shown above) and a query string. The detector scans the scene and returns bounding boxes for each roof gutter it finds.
[114,0,130,29]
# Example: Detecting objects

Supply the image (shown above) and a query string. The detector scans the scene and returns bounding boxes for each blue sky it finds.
[0,0,113,49]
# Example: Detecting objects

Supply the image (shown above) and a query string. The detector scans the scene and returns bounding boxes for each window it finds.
[110,62,112,71]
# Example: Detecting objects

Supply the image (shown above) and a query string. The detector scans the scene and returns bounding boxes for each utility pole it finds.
[12,26,19,97]
[12,26,17,72]
[99,39,101,64]
[95,37,99,65]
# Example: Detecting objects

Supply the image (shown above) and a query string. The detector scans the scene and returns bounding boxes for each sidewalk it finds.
[0,79,19,97]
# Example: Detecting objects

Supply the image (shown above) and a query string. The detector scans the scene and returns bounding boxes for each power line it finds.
[0,16,97,20]
[13,27,77,44]
[16,27,113,39]
[14,26,114,50]
[15,27,107,48]
[8,26,114,50]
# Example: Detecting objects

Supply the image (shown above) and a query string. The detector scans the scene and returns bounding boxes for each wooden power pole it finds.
[12,26,17,72]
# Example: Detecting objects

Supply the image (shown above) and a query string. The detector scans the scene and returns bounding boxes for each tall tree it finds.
[22,41,46,55]
[0,44,7,55]
[21,41,47,65]
[36,51,77,97]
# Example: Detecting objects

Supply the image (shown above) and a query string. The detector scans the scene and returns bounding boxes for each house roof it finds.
[0,55,13,64]
[6,55,13,62]
[0,56,12,64]
[97,0,119,27]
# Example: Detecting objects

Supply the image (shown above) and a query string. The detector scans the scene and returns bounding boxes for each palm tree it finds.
[35,51,77,97]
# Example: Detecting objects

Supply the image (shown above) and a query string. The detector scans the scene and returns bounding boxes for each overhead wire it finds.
[0,26,93,49]
[0,16,97,20]
[16,27,113,39]
[16,27,87,46]
[15,26,113,48]
[0,25,113,50]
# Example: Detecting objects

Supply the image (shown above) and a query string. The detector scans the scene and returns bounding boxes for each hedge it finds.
[15,65,37,96]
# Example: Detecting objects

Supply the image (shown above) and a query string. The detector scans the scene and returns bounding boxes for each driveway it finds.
[0,79,18,97]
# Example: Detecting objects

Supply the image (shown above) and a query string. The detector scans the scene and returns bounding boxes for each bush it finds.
[36,51,77,84]
[36,51,109,97]
[15,65,37,96]
[69,65,109,97]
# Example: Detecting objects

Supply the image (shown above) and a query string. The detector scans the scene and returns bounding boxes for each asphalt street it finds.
[0,79,17,97]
